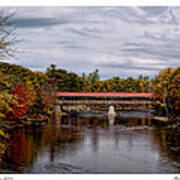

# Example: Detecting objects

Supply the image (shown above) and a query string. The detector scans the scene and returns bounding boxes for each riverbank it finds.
[0,110,53,133]
[152,116,180,130]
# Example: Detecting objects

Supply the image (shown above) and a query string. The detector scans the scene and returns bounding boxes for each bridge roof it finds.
[56,92,153,98]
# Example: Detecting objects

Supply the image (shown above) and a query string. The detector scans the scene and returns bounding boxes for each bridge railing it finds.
[56,100,153,105]
[56,92,154,99]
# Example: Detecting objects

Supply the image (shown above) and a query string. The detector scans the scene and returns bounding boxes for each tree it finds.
[153,67,180,118]
[138,74,143,80]
[143,76,149,81]
[0,10,17,59]
[6,82,27,120]
[85,69,100,92]
[0,62,53,121]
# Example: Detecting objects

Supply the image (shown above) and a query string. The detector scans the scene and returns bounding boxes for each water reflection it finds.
[108,115,115,126]
[0,113,180,173]
[153,129,180,164]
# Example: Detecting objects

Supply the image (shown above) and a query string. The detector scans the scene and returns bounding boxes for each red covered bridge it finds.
[56,92,153,106]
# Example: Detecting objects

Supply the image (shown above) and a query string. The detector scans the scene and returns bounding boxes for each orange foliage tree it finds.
[153,67,180,118]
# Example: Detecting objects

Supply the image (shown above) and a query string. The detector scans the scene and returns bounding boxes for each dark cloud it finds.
[140,7,168,16]
[124,42,151,47]
[123,45,180,61]
[11,17,69,28]
[102,62,163,71]
[56,40,84,49]
[63,45,85,49]
[66,27,100,38]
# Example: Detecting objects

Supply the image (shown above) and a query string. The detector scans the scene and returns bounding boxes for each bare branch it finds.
[0,9,19,60]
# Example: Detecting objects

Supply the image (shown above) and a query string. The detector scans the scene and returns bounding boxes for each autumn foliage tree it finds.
[0,62,53,122]
[6,82,27,120]
[46,64,152,93]
[153,67,180,118]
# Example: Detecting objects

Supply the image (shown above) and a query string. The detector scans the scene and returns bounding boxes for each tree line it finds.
[46,64,153,93]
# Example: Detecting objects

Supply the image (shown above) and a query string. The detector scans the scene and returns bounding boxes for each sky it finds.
[2,6,180,79]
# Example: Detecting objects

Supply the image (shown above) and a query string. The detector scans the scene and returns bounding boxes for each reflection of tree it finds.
[2,128,39,172]
[2,117,84,172]
[0,138,7,169]
[92,126,99,153]
[152,128,180,163]
[7,129,27,165]
[115,117,150,127]
[50,124,56,162]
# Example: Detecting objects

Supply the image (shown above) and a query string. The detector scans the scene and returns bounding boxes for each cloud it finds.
[11,17,69,28]
[1,6,180,79]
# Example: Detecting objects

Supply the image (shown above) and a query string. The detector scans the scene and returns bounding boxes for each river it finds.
[0,111,180,173]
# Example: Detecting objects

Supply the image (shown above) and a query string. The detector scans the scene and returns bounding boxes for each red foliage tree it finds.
[6,82,27,120]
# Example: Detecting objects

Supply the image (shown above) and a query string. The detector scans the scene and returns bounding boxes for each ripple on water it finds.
[30,162,89,173]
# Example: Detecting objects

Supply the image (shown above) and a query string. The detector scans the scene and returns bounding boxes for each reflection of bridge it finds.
[56,92,153,105]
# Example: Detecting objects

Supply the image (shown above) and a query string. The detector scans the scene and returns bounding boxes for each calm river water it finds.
[0,111,180,173]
